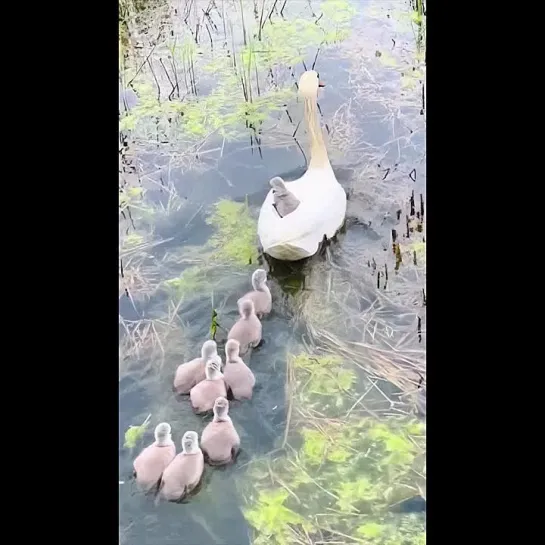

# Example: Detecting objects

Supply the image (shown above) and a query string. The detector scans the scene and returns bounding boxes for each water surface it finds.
[119,1,426,543]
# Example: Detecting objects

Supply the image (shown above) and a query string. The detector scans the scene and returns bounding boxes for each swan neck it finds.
[304,96,330,169]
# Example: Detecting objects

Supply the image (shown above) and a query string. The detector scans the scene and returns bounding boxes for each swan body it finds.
[257,71,347,261]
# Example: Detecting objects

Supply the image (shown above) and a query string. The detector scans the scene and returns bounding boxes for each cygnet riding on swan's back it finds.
[257,70,347,261]
[270,177,300,218]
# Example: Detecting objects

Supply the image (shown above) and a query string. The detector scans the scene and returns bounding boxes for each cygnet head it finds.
[154,422,172,445]
[270,176,287,196]
[225,339,241,361]
[251,268,268,290]
[205,354,223,379]
[298,70,325,99]
[213,396,230,420]
[182,431,200,454]
[239,298,255,319]
[201,339,217,360]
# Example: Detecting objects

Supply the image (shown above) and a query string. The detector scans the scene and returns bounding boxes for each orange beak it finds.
[318,80,325,87]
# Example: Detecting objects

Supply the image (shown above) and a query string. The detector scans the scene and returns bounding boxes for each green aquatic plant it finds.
[375,49,399,68]
[156,198,259,301]
[320,0,357,43]
[300,428,328,465]
[119,186,145,212]
[210,308,219,340]
[335,477,377,513]
[123,414,151,448]
[122,233,145,248]
[240,369,426,545]
[410,241,426,264]
[163,266,206,298]
[366,0,426,94]
[256,0,355,65]
[206,198,259,266]
[357,514,426,545]
[118,0,357,145]
[357,521,385,538]
[401,68,425,89]
[243,489,313,545]
[368,422,417,471]
[290,353,357,411]
[120,70,293,140]
[119,82,184,133]
[354,515,426,544]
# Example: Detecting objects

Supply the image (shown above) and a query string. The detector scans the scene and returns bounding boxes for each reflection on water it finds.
[119,1,426,543]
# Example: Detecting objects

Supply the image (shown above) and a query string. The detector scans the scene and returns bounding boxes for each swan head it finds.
[225,339,241,361]
[182,431,200,454]
[201,339,217,360]
[213,396,230,420]
[205,354,223,379]
[154,422,172,445]
[251,268,268,290]
[239,298,255,318]
[270,177,288,196]
[298,70,325,99]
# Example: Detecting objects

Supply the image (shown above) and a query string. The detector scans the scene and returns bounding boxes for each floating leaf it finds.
[123,414,151,448]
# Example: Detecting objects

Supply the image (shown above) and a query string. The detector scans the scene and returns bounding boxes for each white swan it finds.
[257,70,347,261]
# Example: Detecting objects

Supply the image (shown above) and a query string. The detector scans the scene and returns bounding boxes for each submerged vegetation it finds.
[206,198,259,265]
[160,198,258,301]
[240,352,426,544]
[119,0,357,156]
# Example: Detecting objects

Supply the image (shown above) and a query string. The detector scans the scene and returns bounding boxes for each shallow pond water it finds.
[119,1,426,544]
